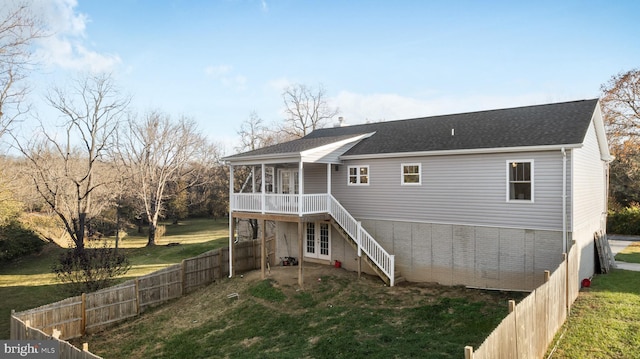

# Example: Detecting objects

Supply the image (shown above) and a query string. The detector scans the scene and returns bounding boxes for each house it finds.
[223,99,611,291]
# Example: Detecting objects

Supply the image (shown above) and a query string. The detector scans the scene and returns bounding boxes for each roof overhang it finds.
[223,132,375,166]
[591,102,614,162]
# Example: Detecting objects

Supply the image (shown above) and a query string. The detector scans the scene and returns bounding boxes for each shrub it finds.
[52,241,131,295]
[155,224,166,241]
[0,222,45,261]
[608,204,640,235]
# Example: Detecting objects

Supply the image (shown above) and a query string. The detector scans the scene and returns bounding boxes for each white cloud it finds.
[260,0,268,13]
[205,65,232,77]
[268,77,293,92]
[332,91,573,125]
[204,65,247,90]
[31,0,122,72]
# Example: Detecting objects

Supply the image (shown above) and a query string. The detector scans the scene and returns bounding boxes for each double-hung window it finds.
[507,160,533,202]
[401,163,421,185]
[348,165,369,185]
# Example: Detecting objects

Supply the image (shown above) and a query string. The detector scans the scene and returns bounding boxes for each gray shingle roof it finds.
[226,99,599,160]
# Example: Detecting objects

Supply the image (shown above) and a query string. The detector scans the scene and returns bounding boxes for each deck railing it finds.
[230,193,395,286]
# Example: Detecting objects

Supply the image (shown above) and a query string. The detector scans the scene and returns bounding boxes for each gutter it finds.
[340,143,583,160]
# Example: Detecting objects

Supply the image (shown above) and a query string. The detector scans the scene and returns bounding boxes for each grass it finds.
[0,218,229,339]
[614,241,640,264]
[548,269,640,358]
[84,271,526,359]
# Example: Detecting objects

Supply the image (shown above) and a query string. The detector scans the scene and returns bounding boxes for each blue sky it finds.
[21,0,640,153]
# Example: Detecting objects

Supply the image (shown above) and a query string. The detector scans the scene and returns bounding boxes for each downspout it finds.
[562,148,567,254]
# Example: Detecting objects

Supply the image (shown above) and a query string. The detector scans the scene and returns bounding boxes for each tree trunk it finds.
[75,213,86,251]
[146,222,156,246]
[115,205,120,253]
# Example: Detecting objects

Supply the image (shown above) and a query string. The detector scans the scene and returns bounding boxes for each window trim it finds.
[347,165,370,186]
[401,163,422,186]
[506,160,534,203]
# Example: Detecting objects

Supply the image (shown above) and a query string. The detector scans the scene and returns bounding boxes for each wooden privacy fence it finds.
[11,241,260,344]
[11,315,102,359]
[465,242,581,359]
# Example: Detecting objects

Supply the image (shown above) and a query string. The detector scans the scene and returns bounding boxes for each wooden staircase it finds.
[330,219,404,286]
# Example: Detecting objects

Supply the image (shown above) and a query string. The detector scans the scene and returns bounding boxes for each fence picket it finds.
[470,244,581,358]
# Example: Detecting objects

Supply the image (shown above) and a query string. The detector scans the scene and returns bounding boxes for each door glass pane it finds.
[281,171,290,194]
[320,223,329,256]
[306,223,315,254]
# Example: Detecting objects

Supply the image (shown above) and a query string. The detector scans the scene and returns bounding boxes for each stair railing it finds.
[328,195,395,286]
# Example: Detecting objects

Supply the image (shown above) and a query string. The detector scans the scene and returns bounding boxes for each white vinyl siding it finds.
[401,163,421,185]
[348,165,369,186]
[572,121,607,231]
[303,163,328,194]
[333,151,566,231]
[571,119,607,280]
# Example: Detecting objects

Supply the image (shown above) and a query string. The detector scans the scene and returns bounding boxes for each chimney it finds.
[335,117,345,127]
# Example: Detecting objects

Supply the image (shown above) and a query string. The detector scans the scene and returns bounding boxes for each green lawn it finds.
[614,241,640,264]
[0,218,229,339]
[548,269,640,358]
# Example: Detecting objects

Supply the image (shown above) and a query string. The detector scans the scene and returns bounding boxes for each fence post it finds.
[181,259,187,295]
[52,328,61,339]
[83,343,89,352]
[81,293,87,336]
[544,270,550,282]
[135,278,141,315]
[464,345,474,359]
[508,299,516,313]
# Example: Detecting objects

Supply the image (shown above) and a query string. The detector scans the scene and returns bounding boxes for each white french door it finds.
[278,169,299,194]
[305,222,331,260]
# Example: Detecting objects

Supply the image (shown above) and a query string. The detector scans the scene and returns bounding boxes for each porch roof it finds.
[223,132,374,165]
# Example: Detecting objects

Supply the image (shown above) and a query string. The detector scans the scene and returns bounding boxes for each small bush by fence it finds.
[465,241,581,358]
[10,240,260,353]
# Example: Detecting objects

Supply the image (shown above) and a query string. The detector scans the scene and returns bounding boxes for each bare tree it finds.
[237,111,267,152]
[281,83,339,138]
[116,111,213,246]
[0,2,44,138]
[601,69,640,206]
[601,69,640,146]
[11,73,130,251]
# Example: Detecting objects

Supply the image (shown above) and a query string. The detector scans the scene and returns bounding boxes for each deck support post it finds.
[261,219,266,279]
[298,220,304,287]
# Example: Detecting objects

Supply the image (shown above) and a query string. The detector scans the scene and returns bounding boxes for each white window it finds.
[507,160,534,202]
[348,165,369,185]
[401,163,421,185]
